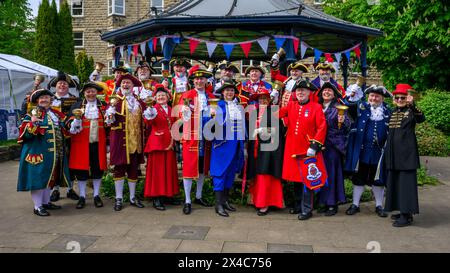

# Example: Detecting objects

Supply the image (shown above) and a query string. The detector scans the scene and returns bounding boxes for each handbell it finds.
[144,96,156,107]
[277,47,286,59]
[109,94,118,106]
[72,108,84,120]
[33,74,45,83]
[356,75,366,87]
[95,62,105,72]
[335,104,349,129]
[273,80,285,91]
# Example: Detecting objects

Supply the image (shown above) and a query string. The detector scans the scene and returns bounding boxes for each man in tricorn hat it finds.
[213,60,240,98]
[344,85,392,218]
[178,68,215,215]
[271,60,309,106]
[238,65,272,107]
[311,63,345,102]
[133,60,158,101]
[105,74,146,211]
[165,57,192,106]
[47,71,80,202]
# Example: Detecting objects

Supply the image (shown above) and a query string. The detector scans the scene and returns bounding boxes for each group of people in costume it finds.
[17,54,424,227]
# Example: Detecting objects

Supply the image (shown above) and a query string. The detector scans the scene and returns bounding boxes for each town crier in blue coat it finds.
[17,89,71,216]
[344,85,392,217]
[210,81,245,217]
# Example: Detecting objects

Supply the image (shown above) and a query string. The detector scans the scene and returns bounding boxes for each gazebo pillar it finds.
[360,38,368,90]
[342,54,349,89]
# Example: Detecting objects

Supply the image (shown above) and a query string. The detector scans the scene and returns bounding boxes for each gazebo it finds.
[101,0,382,88]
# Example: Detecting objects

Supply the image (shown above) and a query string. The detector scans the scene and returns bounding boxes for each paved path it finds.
[1,157,449,253]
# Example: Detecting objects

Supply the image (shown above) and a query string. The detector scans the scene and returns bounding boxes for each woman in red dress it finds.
[247,89,285,216]
[143,84,179,210]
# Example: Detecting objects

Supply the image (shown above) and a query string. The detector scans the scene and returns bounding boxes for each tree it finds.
[34,0,59,69]
[324,0,450,91]
[0,0,35,59]
[75,51,94,85]
[58,1,75,74]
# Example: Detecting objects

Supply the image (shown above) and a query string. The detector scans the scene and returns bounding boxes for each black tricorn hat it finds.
[81,82,103,93]
[292,79,318,92]
[364,85,392,98]
[30,89,54,103]
[134,61,157,76]
[47,71,79,89]
[318,82,342,99]
[217,81,239,94]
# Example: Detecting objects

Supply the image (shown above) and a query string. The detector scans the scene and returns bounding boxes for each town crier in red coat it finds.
[105,74,146,211]
[68,82,107,209]
[178,69,215,215]
[278,79,327,221]
[143,84,180,211]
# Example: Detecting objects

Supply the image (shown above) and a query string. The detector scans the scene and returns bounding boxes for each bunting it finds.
[300,42,308,59]
[240,42,252,58]
[189,39,200,55]
[206,42,218,57]
[223,44,235,60]
[257,37,270,54]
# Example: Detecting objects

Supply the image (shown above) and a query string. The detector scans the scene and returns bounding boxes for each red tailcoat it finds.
[144,104,176,153]
[69,100,107,171]
[278,100,327,182]
[107,92,146,166]
[178,88,215,178]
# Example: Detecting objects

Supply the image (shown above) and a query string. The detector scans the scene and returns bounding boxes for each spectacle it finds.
[394,96,407,101]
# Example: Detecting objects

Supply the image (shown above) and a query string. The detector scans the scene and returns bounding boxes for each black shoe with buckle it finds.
[76,197,86,209]
[94,196,103,208]
[391,213,413,222]
[42,202,62,210]
[298,212,313,221]
[66,189,80,201]
[34,206,50,216]
[153,198,166,211]
[393,214,412,227]
[194,198,212,207]
[130,197,144,208]
[50,190,60,202]
[345,204,360,215]
[375,206,388,218]
[325,206,338,216]
[114,198,123,211]
[183,203,192,215]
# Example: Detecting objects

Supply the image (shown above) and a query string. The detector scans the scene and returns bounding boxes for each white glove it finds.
[306,148,316,157]
[143,107,157,120]
[252,127,264,138]
[270,90,279,105]
[139,89,153,101]
[271,53,280,67]
[182,105,192,122]
[69,119,82,134]
[105,106,116,116]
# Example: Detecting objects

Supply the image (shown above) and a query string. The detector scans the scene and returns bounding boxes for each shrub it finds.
[417,166,440,186]
[416,122,449,156]
[417,89,450,135]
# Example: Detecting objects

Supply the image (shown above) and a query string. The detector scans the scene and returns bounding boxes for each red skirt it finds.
[144,150,179,198]
[249,174,284,209]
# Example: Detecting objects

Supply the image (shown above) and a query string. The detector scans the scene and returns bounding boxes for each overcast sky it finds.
[28,0,60,17]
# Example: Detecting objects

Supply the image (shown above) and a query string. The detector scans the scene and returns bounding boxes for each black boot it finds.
[223,189,236,212]
[393,213,412,227]
[153,198,166,211]
[215,191,229,217]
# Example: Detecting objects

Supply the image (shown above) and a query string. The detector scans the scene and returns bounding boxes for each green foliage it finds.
[417,166,439,186]
[415,122,449,156]
[101,171,145,202]
[324,0,450,91]
[344,179,373,203]
[75,51,94,85]
[34,0,59,69]
[417,89,450,134]
[57,1,75,74]
[0,0,35,59]
[0,139,18,147]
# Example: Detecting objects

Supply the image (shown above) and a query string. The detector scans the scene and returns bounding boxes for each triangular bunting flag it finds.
[206,42,217,58]
[334,53,342,64]
[148,40,154,54]
[119,46,124,58]
[223,44,235,60]
[324,53,333,62]
[127,45,132,57]
[153,37,158,52]
[314,49,323,63]
[189,39,200,55]
[140,42,146,56]
[257,37,270,54]
[300,42,308,59]
[173,37,181,44]
[274,37,286,50]
[354,46,361,58]
[292,38,300,55]
[345,51,351,61]
[133,45,139,57]
[240,42,252,58]
[160,36,167,49]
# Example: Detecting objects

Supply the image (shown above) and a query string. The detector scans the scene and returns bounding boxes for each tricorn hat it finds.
[134,61,157,76]
[47,71,79,89]
[218,60,240,74]
[292,79,318,92]
[317,82,342,99]
[30,89,54,103]
[287,62,309,74]
[217,81,239,94]
[315,63,335,73]
[364,85,392,98]
[116,73,142,87]
[81,82,104,93]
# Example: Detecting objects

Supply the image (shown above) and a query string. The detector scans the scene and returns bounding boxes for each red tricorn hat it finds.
[116,73,142,87]
[393,83,413,96]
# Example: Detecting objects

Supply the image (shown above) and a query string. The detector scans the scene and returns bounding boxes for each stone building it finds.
[66,0,382,86]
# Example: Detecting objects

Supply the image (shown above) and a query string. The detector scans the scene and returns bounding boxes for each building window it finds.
[108,60,114,76]
[314,0,325,5]
[108,0,125,16]
[152,61,163,76]
[240,60,264,76]
[73,31,84,48]
[151,0,164,13]
[71,0,83,16]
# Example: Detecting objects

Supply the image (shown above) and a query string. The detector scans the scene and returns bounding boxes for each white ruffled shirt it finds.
[196,89,208,111]
[370,105,385,121]
[47,109,60,127]
[84,100,99,119]
[226,100,242,121]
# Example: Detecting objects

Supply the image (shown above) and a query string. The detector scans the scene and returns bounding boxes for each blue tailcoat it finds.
[344,100,391,174]
[210,100,245,178]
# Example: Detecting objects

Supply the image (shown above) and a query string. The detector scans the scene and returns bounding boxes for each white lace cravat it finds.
[84,101,99,119]
[227,100,242,121]
[370,105,385,121]
[197,89,208,111]
[47,109,60,127]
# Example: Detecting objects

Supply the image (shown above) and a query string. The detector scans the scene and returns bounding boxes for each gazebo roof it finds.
[101,0,382,61]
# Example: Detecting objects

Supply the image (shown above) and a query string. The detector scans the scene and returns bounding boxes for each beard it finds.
[139,73,150,81]
[122,88,132,96]
[221,76,231,82]
[319,74,330,82]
